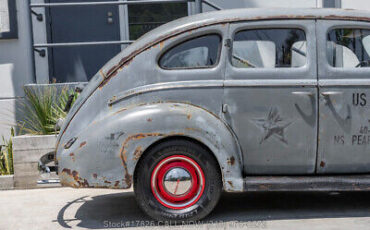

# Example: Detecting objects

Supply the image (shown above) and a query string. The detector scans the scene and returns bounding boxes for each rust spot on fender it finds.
[62,168,71,175]
[100,58,133,88]
[185,127,199,132]
[60,168,89,188]
[69,153,75,162]
[227,181,234,188]
[99,69,106,79]
[114,181,120,187]
[187,113,191,120]
[147,118,152,122]
[320,161,326,167]
[119,132,165,186]
[111,107,127,116]
[79,141,87,148]
[72,170,78,179]
[104,180,112,184]
[227,156,235,166]
[133,146,143,161]
[93,173,98,179]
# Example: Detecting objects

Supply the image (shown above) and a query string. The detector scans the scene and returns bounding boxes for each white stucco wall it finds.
[0,0,34,141]
[342,0,370,9]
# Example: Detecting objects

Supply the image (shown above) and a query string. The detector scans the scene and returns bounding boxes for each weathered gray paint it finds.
[224,19,318,174]
[56,8,370,192]
[317,20,370,173]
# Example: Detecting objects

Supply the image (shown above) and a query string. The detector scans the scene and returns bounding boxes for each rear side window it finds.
[327,28,370,68]
[232,28,307,68]
[159,34,221,69]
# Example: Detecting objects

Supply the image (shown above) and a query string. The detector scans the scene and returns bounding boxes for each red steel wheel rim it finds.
[150,155,205,210]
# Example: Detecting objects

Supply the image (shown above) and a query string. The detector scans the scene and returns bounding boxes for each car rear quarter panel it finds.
[58,102,243,191]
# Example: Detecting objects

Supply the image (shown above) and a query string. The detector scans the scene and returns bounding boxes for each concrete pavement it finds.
[1,187,370,229]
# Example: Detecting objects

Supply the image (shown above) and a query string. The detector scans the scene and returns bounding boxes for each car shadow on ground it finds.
[57,191,370,229]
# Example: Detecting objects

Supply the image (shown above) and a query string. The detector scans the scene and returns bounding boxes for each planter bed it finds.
[13,135,59,189]
[0,175,14,190]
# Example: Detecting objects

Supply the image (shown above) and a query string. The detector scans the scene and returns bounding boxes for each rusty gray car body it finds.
[56,8,370,192]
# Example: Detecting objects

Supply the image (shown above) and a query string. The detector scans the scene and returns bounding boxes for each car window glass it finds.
[232,40,275,68]
[291,41,307,67]
[363,36,370,54]
[232,28,307,68]
[327,28,370,68]
[159,34,221,69]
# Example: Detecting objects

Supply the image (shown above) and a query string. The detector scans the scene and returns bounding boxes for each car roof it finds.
[101,8,370,79]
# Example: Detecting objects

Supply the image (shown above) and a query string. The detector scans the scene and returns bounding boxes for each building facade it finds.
[0,0,368,139]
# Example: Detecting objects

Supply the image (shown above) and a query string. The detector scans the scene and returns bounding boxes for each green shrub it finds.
[0,128,14,175]
[18,87,78,135]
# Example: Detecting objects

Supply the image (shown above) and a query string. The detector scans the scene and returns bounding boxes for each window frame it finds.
[225,20,316,81]
[326,27,370,68]
[317,20,370,80]
[157,33,223,70]
[0,0,18,39]
[231,27,308,69]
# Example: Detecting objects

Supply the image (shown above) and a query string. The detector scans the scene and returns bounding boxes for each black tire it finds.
[134,139,222,222]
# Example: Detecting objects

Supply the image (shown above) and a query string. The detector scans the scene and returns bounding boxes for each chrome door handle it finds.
[292,91,313,96]
[321,91,343,96]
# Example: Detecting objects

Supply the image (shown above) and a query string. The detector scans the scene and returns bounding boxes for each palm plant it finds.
[53,87,78,122]
[18,86,78,135]
[0,128,14,175]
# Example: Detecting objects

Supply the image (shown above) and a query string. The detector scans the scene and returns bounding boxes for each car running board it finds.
[243,175,370,191]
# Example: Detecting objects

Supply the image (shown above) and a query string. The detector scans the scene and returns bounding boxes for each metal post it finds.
[27,0,37,83]
[194,0,202,14]
[118,0,130,51]
[336,0,342,8]
[316,0,321,8]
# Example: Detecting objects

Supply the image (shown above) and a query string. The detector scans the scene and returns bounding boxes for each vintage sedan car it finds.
[56,8,370,221]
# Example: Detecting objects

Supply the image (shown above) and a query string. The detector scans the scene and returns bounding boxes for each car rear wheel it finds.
[134,139,222,222]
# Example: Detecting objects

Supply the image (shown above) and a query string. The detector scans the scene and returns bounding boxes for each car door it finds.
[223,20,318,175]
[317,20,370,173]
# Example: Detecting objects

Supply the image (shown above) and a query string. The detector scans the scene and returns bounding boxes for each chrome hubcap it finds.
[151,155,205,209]
[163,167,192,196]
